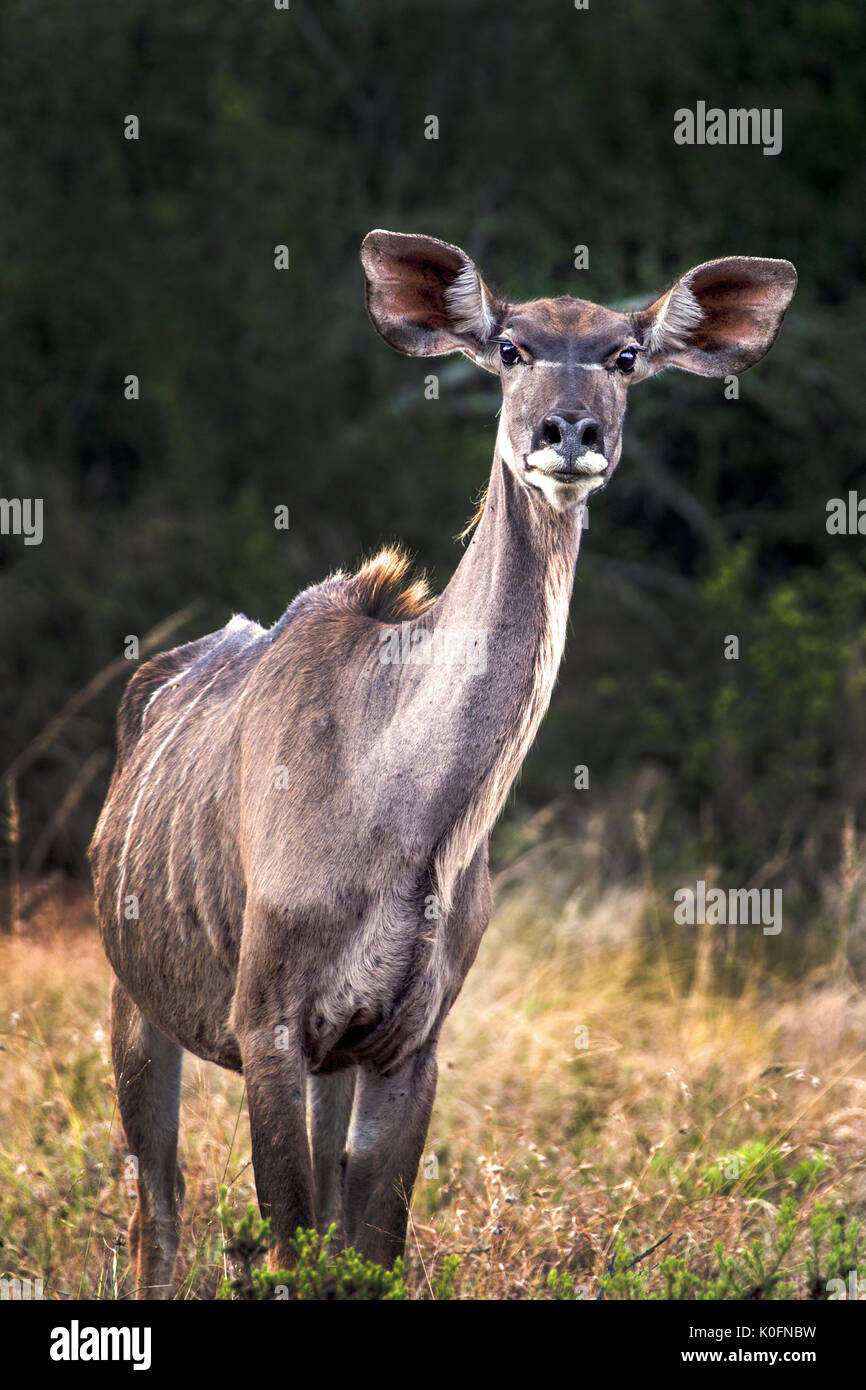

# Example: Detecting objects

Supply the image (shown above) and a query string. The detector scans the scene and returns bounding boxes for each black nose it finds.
[536,411,601,458]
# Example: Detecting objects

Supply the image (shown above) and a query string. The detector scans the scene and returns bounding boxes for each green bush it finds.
[594,1199,862,1301]
[216,1189,406,1301]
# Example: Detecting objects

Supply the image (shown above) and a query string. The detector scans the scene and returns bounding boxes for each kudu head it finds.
[361,231,797,511]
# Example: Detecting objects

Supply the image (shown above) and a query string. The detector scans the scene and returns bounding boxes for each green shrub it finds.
[215,1189,407,1301]
[596,1198,862,1301]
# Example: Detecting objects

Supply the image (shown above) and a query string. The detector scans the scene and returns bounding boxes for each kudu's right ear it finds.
[361,231,502,372]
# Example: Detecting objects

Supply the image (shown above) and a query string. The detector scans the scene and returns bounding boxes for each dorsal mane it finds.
[336,546,435,622]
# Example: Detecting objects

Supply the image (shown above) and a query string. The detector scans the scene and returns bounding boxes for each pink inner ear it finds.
[384,265,452,331]
[691,274,787,350]
[371,239,468,334]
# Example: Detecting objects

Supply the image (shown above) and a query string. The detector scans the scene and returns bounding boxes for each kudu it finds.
[90,231,796,1296]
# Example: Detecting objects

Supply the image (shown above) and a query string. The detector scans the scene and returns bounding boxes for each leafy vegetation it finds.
[597,1198,862,1301]
[216,1193,407,1301]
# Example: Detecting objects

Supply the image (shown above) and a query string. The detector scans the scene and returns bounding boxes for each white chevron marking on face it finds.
[529,360,608,369]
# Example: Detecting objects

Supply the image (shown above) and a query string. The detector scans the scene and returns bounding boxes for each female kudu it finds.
[90,231,796,1295]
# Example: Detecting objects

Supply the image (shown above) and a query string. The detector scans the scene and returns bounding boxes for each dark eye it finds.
[616,346,638,374]
[499,341,521,366]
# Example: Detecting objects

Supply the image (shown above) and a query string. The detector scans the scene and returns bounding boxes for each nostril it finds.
[539,413,600,455]
[580,422,600,450]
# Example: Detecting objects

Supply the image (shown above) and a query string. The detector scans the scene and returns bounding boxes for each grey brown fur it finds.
[90,231,796,1297]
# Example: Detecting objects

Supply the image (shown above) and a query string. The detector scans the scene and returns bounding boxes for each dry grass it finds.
[1,848,865,1300]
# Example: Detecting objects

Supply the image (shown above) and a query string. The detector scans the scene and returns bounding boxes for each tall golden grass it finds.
[1,828,864,1299]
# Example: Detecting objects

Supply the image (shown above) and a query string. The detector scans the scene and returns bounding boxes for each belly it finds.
[91,768,245,1069]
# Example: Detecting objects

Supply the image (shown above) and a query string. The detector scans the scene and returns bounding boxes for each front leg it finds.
[343,1046,438,1267]
[309,1068,357,1241]
[237,1020,314,1269]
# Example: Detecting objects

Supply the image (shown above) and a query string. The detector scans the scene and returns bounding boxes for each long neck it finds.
[433,442,584,641]
[419,442,586,908]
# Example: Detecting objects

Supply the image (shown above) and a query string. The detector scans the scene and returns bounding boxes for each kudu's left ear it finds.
[361,230,502,372]
[636,257,797,377]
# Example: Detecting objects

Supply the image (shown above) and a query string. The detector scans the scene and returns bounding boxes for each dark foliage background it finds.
[1,0,864,919]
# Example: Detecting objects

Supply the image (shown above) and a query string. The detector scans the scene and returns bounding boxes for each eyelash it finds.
[491,336,522,365]
[610,345,647,374]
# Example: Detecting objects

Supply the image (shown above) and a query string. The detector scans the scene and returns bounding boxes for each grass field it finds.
[2,820,865,1300]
